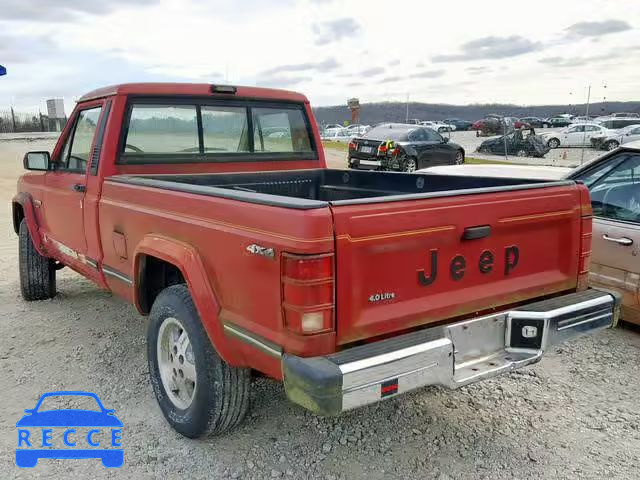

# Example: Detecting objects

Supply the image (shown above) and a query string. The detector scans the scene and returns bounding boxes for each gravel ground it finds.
[1,137,639,479]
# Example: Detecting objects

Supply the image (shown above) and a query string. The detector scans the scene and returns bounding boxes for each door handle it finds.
[603,234,633,246]
[72,183,86,193]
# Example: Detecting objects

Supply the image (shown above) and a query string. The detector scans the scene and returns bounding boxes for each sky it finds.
[1,0,639,114]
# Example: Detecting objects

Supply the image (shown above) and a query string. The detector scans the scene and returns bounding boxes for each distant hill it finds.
[313,101,640,126]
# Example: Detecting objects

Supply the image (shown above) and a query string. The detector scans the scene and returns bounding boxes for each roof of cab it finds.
[77,83,309,103]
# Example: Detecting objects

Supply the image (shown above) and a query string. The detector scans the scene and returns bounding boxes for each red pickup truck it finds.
[12,83,620,438]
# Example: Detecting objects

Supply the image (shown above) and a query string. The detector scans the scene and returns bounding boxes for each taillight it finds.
[348,141,357,151]
[281,253,334,334]
[577,185,593,291]
[377,144,388,155]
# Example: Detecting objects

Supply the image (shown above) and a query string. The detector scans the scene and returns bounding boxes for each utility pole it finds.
[405,93,409,123]
[580,85,591,165]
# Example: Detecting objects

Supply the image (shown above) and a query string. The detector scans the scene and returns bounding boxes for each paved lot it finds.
[1,137,639,479]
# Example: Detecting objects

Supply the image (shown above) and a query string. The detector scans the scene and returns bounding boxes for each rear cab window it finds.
[120,98,317,164]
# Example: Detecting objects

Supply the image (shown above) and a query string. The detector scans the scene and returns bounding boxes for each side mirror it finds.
[443,137,450,143]
[23,151,51,171]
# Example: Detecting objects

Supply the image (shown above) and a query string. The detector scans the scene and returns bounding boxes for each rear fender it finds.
[133,234,244,366]
[12,192,45,255]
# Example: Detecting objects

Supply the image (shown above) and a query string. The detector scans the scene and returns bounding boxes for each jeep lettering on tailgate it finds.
[418,245,520,286]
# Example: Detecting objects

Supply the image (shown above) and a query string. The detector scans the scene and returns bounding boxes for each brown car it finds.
[570,147,640,324]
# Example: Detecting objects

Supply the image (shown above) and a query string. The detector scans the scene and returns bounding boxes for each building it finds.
[46,98,65,119]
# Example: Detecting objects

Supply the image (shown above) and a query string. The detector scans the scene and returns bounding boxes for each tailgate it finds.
[331,184,583,344]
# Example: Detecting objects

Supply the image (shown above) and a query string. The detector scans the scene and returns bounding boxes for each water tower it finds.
[347,97,360,125]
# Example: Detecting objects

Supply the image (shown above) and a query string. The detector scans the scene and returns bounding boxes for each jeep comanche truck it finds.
[13,83,620,438]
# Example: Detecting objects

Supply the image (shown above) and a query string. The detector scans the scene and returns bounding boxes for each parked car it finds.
[348,123,464,171]
[420,147,640,324]
[443,118,473,131]
[546,117,573,128]
[472,115,513,136]
[540,123,610,148]
[477,128,550,157]
[590,124,640,150]
[597,118,640,130]
[519,117,551,129]
[322,123,343,131]
[12,82,619,439]
[611,112,640,118]
[321,128,353,143]
[346,124,371,136]
[419,120,455,133]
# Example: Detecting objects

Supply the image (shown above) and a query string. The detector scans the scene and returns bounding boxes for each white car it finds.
[321,128,353,143]
[346,124,371,136]
[419,121,455,133]
[591,124,640,150]
[539,123,610,148]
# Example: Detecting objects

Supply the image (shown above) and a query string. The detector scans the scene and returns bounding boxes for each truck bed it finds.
[110,169,573,208]
[107,168,585,344]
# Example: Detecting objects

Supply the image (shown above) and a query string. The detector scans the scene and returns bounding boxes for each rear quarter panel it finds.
[98,180,335,376]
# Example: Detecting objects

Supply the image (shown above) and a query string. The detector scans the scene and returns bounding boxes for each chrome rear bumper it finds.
[282,289,620,415]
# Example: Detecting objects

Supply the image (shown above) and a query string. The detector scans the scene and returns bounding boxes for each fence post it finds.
[10,107,17,132]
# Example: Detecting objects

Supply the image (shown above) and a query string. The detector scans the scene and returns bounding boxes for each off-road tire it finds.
[147,284,250,438]
[18,219,56,301]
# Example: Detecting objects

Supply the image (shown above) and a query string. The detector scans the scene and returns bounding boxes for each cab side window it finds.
[58,107,103,172]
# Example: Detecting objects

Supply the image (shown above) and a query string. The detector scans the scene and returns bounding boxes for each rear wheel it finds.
[147,284,250,437]
[402,156,418,173]
[18,219,56,301]
[516,149,528,157]
[454,150,464,164]
[605,140,620,151]
[547,138,560,149]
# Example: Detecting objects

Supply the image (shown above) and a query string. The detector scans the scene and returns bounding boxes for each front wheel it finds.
[605,140,620,151]
[18,219,56,301]
[454,150,464,164]
[516,149,528,157]
[147,284,250,437]
[547,138,560,149]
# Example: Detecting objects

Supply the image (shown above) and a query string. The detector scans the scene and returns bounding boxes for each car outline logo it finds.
[15,391,123,468]
[521,325,538,338]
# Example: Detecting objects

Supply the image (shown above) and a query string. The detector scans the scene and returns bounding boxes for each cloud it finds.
[262,58,339,76]
[409,70,444,79]
[256,76,312,88]
[379,76,403,84]
[0,33,55,63]
[432,36,542,62]
[313,18,360,45]
[1,0,159,21]
[538,54,615,67]
[565,19,632,38]
[359,67,385,76]
[466,66,491,74]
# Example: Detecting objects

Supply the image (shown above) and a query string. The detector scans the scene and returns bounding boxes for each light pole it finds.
[405,93,410,123]
[580,85,591,165]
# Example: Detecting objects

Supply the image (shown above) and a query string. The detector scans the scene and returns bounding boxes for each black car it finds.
[547,117,573,127]
[477,128,550,158]
[443,118,473,131]
[519,117,551,129]
[348,123,465,172]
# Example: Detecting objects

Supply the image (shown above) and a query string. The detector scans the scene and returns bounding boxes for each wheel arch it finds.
[12,192,45,255]
[134,234,242,365]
